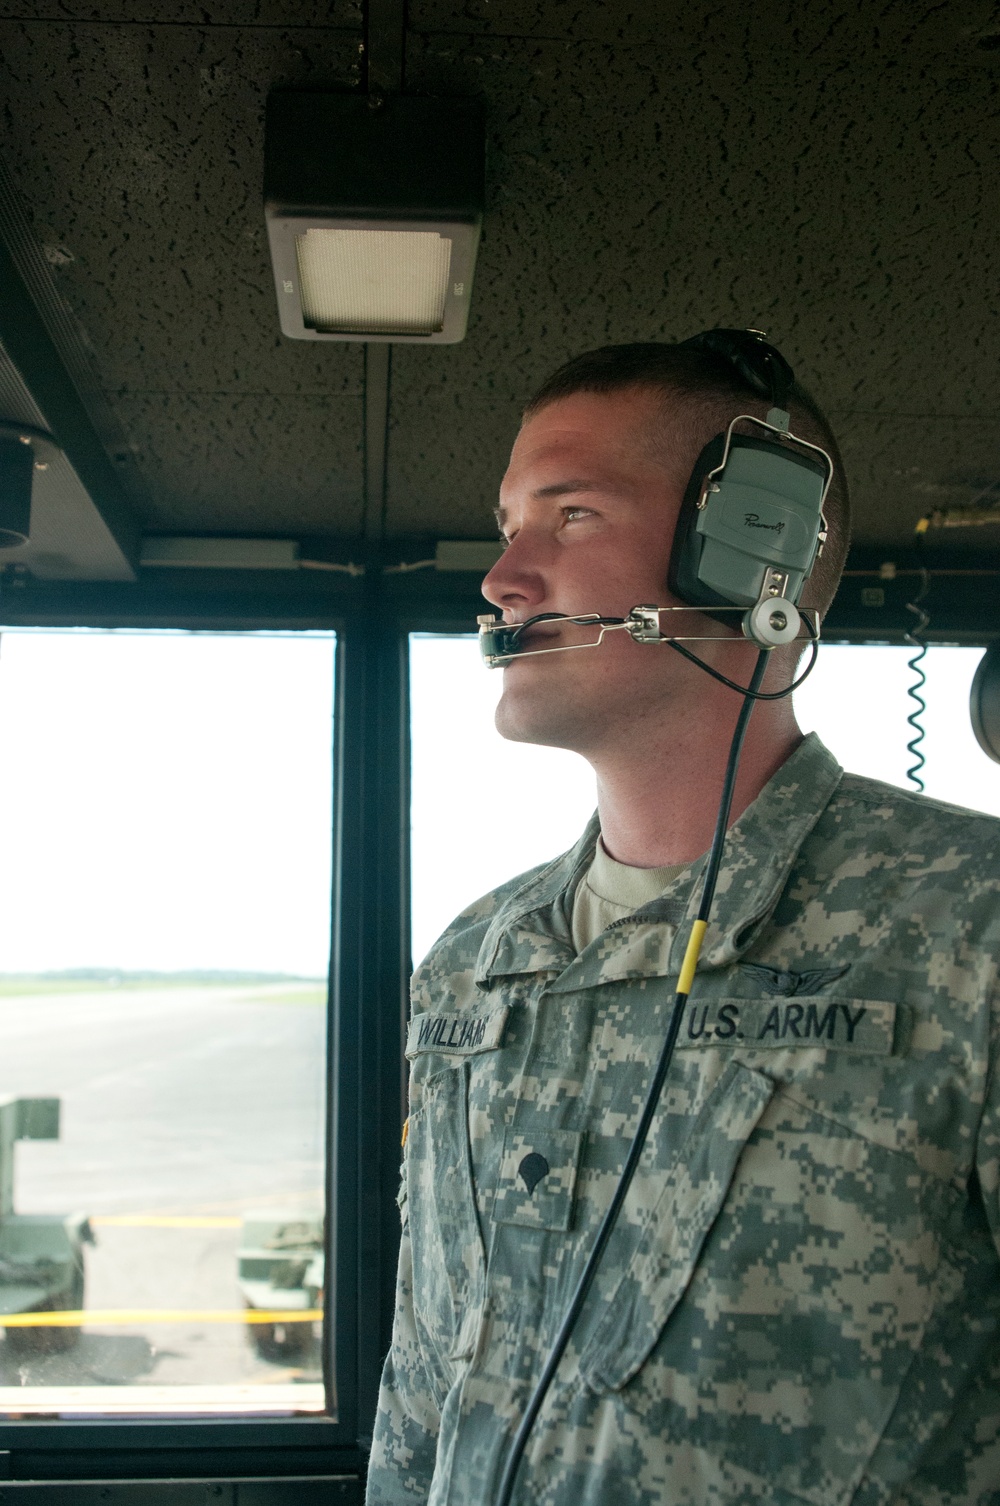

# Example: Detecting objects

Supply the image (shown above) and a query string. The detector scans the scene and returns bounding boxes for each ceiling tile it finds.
[0,2,996,557]
[0,18,365,536]
[112,391,364,533]
[407,0,1000,53]
[385,28,1000,544]
[0,2,361,25]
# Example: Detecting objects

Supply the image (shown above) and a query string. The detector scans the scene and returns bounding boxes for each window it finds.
[409,634,596,965]
[0,619,990,1463]
[0,629,335,1417]
[795,644,999,813]
[410,636,998,964]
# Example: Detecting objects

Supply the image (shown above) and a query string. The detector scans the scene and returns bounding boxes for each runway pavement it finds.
[0,984,326,1407]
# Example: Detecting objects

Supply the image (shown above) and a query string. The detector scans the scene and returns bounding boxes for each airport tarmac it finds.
[0,984,326,1407]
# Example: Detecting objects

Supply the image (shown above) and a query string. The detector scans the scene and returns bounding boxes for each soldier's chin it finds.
[494,683,591,750]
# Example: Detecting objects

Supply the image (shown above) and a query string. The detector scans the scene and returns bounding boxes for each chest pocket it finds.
[579,1071,952,1506]
[405,1063,486,1406]
[492,1127,584,1232]
[578,1058,774,1392]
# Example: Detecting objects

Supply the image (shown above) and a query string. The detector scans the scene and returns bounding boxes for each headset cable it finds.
[494,646,770,1506]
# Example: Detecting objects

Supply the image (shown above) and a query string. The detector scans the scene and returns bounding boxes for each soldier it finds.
[367,339,1000,1505]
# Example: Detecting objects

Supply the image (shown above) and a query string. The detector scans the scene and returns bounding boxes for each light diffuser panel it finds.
[295,228,452,336]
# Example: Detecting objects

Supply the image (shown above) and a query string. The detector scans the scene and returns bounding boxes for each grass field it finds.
[0,972,326,1003]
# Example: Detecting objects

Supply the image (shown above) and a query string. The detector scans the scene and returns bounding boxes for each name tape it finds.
[677,996,895,1054]
[406,1006,510,1059]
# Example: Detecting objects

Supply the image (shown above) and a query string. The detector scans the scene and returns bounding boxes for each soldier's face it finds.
[483,388,696,752]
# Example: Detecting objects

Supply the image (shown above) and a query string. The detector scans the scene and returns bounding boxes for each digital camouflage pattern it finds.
[366,735,1000,1506]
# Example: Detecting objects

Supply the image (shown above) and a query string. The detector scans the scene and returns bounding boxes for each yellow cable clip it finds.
[677,918,708,996]
[401,1116,409,1149]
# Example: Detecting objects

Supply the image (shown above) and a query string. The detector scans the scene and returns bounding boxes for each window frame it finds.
[0,568,400,1491]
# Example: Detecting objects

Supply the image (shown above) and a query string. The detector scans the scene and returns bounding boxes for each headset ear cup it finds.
[667,432,731,612]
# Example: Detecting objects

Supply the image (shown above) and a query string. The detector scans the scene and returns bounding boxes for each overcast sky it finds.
[0,630,335,976]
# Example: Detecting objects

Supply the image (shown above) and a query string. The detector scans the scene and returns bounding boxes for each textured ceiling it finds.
[0,0,997,564]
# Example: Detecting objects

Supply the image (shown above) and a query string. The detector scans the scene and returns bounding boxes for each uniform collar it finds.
[475,733,843,988]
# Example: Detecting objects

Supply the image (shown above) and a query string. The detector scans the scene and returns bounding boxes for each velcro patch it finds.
[492,1127,583,1232]
[406,1005,509,1059]
[676,996,895,1055]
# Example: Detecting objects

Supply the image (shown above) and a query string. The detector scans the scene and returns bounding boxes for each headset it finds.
[487,332,839,1506]
[478,328,834,678]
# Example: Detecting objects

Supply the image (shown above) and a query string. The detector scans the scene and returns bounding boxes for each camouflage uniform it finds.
[366,734,1000,1505]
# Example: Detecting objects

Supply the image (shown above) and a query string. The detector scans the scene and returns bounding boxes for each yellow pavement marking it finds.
[91,1215,243,1229]
[2,1309,322,1328]
[150,1193,323,1216]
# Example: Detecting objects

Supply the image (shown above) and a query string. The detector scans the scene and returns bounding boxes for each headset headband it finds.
[676,328,794,413]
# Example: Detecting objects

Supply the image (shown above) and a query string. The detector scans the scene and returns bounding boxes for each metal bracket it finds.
[625,604,665,641]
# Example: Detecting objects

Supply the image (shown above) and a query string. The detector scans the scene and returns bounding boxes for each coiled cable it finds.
[903,567,930,793]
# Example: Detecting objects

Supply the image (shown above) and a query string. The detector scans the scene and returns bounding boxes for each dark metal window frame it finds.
[0,563,486,1498]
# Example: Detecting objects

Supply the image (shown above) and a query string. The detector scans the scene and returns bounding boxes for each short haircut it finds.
[523,342,850,618]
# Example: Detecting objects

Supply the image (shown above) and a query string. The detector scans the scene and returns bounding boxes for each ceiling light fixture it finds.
[265,92,484,344]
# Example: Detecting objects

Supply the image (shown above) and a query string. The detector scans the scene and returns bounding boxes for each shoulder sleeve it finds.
[365,1181,441,1503]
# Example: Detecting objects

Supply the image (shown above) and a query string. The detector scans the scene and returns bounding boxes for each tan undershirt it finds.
[571,840,686,953]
